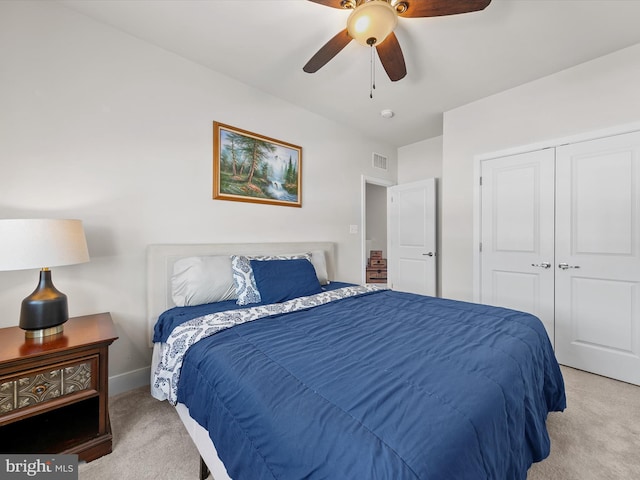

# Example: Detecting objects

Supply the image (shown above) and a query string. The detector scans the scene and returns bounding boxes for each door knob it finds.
[558,263,580,270]
[422,252,435,257]
[531,262,551,269]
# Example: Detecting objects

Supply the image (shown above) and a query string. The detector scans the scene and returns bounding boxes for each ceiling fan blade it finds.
[307,0,349,9]
[399,0,491,18]
[376,32,407,82]
[303,29,353,73]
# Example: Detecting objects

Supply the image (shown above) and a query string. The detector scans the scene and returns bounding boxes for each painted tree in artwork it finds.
[259,161,271,182]
[226,132,246,177]
[284,155,298,194]
[243,137,276,189]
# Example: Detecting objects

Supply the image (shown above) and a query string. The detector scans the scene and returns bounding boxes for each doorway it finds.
[361,176,393,285]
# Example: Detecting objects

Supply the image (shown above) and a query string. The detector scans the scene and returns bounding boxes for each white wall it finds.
[0,1,397,394]
[441,43,640,301]
[397,136,443,184]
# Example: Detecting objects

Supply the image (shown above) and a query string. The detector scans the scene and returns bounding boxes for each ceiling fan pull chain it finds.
[370,44,376,99]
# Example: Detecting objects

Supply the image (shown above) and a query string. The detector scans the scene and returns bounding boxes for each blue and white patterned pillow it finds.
[230,253,312,306]
[230,255,261,306]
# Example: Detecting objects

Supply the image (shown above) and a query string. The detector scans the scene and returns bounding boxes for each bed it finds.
[148,242,565,480]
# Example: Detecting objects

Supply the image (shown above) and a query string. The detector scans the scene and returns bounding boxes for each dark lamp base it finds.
[19,269,69,336]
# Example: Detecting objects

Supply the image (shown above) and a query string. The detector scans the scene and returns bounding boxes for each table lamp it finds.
[0,219,90,338]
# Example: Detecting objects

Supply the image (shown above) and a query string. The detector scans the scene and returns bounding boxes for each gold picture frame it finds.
[213,122,302,207]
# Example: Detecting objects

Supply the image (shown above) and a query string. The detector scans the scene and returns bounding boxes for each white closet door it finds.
[388,179,437,296]
[480,149,556,344]
[555,131,640,385]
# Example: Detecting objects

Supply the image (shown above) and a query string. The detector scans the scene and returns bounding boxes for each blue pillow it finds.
[250,258,322,304]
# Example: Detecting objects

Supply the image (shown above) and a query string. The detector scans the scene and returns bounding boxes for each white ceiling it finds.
[59,0,640,147]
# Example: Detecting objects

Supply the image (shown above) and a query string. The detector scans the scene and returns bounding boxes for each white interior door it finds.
[555,131,640,385]
[388,179,437,296]
[480,149,556,344]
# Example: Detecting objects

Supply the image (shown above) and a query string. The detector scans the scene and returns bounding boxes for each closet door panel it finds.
[555,131,640,385]
[480,149,556,345]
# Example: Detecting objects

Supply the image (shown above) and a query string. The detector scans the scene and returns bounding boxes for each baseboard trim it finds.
[109,366,150,397]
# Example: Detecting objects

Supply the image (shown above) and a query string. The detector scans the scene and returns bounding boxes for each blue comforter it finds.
[169,289,565,479]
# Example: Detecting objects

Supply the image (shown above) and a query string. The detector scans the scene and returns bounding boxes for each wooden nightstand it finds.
[0,313,118,462]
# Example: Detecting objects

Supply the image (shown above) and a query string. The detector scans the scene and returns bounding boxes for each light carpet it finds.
[79,366,640,479]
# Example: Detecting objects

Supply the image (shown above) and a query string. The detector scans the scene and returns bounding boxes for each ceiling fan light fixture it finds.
[347,0,398,47]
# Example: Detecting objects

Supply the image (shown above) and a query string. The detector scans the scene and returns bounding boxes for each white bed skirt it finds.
[151,344,232,480]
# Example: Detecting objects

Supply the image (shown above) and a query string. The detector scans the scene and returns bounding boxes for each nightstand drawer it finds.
[0,356,97,416]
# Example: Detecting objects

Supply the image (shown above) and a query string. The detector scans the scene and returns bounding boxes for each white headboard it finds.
[146,242,337,344]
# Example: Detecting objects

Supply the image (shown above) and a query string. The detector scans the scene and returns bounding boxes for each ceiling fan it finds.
[303,0,492,82]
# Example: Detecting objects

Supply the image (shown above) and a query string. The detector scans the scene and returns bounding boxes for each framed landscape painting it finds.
[213,122,302,207]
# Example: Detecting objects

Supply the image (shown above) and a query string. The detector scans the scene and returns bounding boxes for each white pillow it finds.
[171,256,237,307]
[310,250,330,285]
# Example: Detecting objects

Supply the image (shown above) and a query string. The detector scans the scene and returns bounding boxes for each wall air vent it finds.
[372,152,388,170]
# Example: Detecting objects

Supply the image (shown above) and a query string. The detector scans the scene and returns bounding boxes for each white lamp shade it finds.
[0,219,90,271]
[347,0,398,47]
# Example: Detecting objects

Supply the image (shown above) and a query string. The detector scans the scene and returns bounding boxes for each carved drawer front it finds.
[0,357,97,415]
